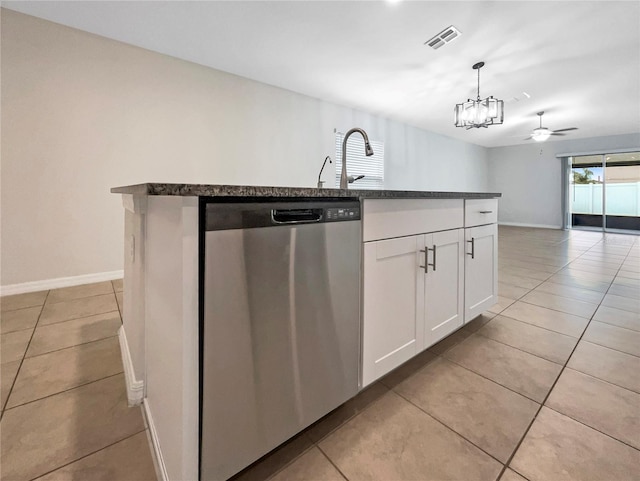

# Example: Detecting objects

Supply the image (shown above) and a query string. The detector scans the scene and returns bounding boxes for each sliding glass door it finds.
[570,155,604,229]
[604,152,640,231]
[569,152,640,232]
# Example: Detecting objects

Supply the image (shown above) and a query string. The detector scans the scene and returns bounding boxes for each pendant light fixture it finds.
[454,61,504,129]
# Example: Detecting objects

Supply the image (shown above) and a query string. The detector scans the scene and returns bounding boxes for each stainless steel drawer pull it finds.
[419,249,428,273]
[428,245,437,271]
[467,237,475,259]
[479,210,493,214]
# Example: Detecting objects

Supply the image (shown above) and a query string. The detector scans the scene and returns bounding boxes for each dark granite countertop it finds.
[111,183,501,199]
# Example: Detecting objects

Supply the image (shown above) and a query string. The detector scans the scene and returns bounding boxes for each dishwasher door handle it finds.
[271,208,323,224]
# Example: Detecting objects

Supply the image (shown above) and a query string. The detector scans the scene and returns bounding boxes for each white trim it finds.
[499,222,562,230]
[118,326,145,406]
[143,399,169,481]
[555,147,640,158]
[1,270,124,296]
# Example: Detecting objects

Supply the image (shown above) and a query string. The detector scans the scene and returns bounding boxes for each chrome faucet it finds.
[340,128,374,189]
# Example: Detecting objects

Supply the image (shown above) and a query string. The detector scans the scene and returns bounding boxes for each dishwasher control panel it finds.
[205,200,361,231]
[325,206,361,221]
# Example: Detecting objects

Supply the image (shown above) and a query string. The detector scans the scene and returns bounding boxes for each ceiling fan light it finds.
[532,128,551,141]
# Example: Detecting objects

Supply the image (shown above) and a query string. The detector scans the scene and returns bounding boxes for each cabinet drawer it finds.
[465,199,498,227]
[363,199,464,242]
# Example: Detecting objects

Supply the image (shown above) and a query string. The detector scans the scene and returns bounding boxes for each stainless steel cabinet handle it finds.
[479,210,493,214]
[467,237,475,258]
[428,245,437,271]
[419,249,428,273]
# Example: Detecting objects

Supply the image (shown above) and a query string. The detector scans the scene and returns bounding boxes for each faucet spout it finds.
[317,155,332,189]
[340,128,373,189]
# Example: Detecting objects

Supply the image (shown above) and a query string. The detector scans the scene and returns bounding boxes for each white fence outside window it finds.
[572,182,640,216]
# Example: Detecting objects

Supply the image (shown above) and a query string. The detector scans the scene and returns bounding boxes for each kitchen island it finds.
[112,183,501,481]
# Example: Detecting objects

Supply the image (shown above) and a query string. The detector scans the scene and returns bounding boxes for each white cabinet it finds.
[464,223,498,321]
[363,199,464,242]
[465,199,498,227]
[361,198,498,387]
[362,235,423,387]
[362,229,465,387]
[423,229,465,347]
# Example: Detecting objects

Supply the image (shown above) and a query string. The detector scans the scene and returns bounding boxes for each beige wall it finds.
[1,9,490,288]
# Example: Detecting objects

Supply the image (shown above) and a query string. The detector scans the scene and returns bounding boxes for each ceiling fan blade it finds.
[524,136,533,140]
[553,127,578,133]
[550,132,566,136]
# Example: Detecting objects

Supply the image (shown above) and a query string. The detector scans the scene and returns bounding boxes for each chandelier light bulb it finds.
[473,103,488,124]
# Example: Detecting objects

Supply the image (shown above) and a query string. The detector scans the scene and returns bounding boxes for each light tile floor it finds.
[1,279,157,481]
[1,226,639,481]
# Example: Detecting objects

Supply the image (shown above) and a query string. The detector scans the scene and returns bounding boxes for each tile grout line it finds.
[521,286,605,306]
[556,365,640,400]
[1,303,48,315]
[22,333,121,361]
[391,385,509,468]
[43,288,118,307]
[496,307,640,345]
[473,326,640,384]
[262,386,392,481]
[111,279,124,321]
[528,283,607,302]
[497,235,635,479]
[25,428,148,481]
[37,307,120,329]
[3,372,125,413]
[472,328,572,366]
[578,328,640,357]
[440,349,547,405]
[592,314,640,332]
[315,445,350,481]
[1,290,50,420]
[25,309,121,331]
[513,298,597,319]
[497,270,555,283]
[489,312,585,338]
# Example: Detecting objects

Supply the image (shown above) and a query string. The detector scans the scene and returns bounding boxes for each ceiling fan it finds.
[525,111,578,141]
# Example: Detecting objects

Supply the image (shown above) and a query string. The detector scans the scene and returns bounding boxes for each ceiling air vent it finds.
[425,25,461,50]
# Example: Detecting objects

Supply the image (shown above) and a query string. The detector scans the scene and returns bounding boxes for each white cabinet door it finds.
[423,229,465,347]
[362,235,423,387]
[464,223,498,321]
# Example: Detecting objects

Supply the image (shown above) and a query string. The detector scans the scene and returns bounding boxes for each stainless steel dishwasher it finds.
[200,199,361,481]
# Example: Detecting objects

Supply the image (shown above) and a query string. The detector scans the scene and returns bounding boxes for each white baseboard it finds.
[118,326,144,407]
[1,270,124,296]
[499,222,562,230]
[143,399,169,481]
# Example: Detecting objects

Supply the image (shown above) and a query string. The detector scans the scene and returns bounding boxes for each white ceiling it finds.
[4,0,640,148]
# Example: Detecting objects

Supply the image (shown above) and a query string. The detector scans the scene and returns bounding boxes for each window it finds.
[335,132,385,189]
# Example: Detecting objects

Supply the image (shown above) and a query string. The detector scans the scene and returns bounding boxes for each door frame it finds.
[560,148,640,233]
